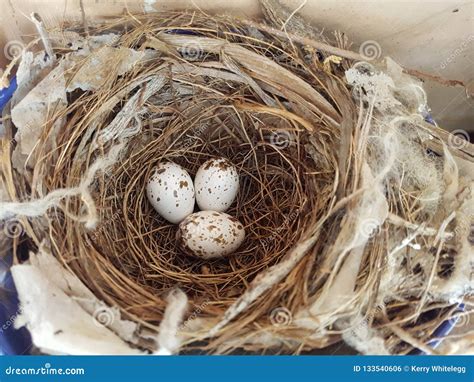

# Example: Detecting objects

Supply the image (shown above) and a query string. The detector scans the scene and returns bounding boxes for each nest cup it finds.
[2,10,472,355]
[30,12,339,352]
[97,103,322,309]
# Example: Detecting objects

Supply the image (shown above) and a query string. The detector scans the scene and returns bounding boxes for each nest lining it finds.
[51,25,336,336]
[1,10,473,355]
[93,111,322,302]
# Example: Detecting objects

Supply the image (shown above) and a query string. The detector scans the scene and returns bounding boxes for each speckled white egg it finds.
[195,158,239,212]
[146,162,195,224]
[177,211,245,259]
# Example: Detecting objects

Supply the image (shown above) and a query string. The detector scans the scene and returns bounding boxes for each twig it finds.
[238,18,364,61]
[403,68,466,88]
[282,0,307,30]
[388,213,454,239]
[240,18,469,90]
[30,13,55,61]
[79,0,90,36]
[391,325,438,355]
[415,212,456,318]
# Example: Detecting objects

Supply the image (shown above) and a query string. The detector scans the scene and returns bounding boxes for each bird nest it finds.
[1,10,473,355]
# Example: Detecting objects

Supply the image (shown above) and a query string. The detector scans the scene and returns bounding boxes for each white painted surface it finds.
[281,0,474,132]
[0,0,472,131]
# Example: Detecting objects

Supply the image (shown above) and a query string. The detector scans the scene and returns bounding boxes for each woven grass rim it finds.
[3,10,471,354]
